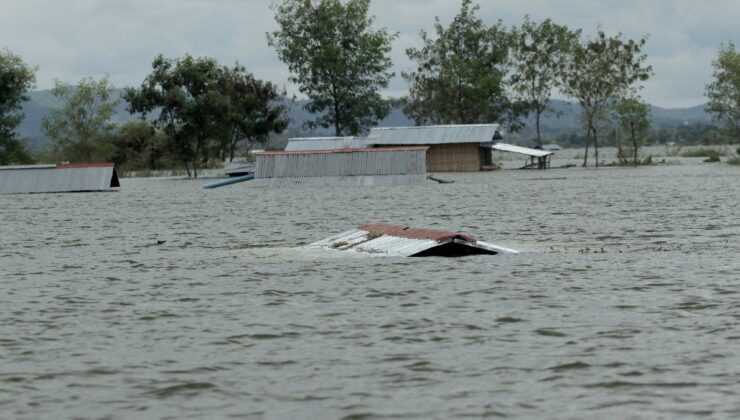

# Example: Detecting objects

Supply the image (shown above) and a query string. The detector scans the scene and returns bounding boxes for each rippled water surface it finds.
[2,157,739,418]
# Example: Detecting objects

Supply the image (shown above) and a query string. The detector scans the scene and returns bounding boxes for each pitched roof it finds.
[367,124,503,145]
[0,163,120,194]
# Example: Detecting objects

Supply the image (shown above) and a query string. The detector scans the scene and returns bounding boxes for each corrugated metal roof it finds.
[490,143,554,157]
[308,224,518,257]
[367,124,503,146]
[0,164,56,170]
[285,136,369,151]
[259,146,429,156]
[255,147,427,185]
[0,163,120,194]
[55,162,118,169]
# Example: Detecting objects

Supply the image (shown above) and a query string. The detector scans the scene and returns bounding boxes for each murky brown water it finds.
[2,150,739,418]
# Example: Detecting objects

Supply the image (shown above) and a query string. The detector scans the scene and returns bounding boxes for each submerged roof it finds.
[0,163,120,194]
[309,223,518,257]
[490,143,554,157]
[285,136,368,151]
[367,124,503,146]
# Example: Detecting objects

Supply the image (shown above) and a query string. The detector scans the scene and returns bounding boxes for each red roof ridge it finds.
[358,223,477,244]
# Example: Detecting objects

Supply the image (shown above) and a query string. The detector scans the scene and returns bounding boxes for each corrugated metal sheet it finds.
[0,164,56,170]
[0,163,120,194]
[490,143,554,157]
[367,124,502,146]
[308,224,518,257]
[285,136,369,151]
[255,147,428,184]
[250,174,426,187]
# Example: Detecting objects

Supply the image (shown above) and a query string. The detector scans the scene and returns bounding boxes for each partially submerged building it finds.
[0,163,120,194]
[253,147,428,186]
[309,223,519,257]
[367,124,504,172]
[283,124,505,173]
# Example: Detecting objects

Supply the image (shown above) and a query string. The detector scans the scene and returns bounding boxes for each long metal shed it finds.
[366,124,504,172]
[0,163,120,194]
[253,147,428,186]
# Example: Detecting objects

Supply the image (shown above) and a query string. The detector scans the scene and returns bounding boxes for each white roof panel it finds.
[490,143,554,157]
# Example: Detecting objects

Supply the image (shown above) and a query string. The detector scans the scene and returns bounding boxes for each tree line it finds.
[1,0,738,172]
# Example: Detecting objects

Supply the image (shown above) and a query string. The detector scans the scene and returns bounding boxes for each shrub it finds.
[681,148,727,158]
[728,157,740,165]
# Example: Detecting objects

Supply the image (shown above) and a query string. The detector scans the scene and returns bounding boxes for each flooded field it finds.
[1,149,739,418]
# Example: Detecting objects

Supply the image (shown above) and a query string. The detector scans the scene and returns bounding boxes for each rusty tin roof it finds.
[309,224,518,257]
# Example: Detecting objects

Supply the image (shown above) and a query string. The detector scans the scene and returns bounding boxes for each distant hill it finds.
[514,100,711,140]
[16,89,712,151]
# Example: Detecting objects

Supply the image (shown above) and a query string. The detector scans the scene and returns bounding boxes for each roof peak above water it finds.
[367,124,504,145]
[369,123,500,130]
[358,223,477,244]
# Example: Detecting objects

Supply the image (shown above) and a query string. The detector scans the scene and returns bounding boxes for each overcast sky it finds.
[2,0,737,108]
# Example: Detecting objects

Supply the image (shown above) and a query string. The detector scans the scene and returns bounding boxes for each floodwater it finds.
[2,150,739,418]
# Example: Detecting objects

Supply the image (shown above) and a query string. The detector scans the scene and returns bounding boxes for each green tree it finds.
[613,96,650,166]
[561,31,652,167]
[705,42,740,142]
[124,55,230,177]
[42,77,119,162]
[268,0,396,136]
[403,0,523,128]
[221,64,289,161]
[0,49,36,165]
[110,120,173,171]
[510,16,580,147]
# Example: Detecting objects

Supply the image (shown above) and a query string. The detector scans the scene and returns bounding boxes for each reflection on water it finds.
[1,158,739,418]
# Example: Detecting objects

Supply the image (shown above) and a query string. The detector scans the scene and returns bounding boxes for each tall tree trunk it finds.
[332,84,341,136]
[536,107,542,148]
[192,139,200,178]
[582,120,591,167]
[229,131,235,163]
[631,122,638,167]
[593,125,599,168]
[334,100,340,136]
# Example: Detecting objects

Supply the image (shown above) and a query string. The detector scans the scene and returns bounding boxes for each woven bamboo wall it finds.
[426,143,482,172]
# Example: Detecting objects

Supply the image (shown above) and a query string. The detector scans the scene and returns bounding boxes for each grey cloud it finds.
[1,0,737,107]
